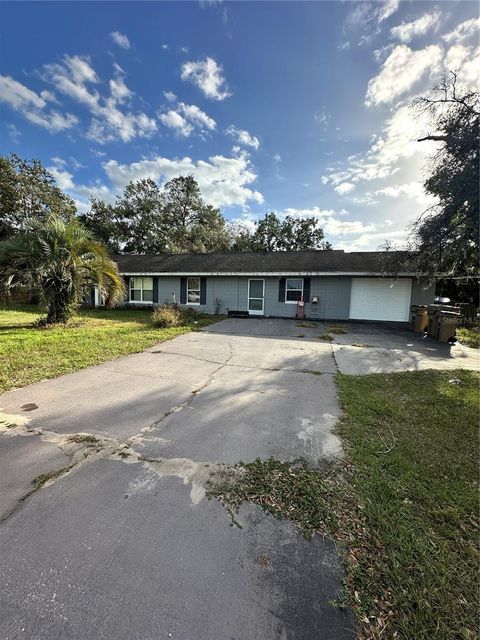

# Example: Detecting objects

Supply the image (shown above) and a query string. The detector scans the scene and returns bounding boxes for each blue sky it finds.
[0,0,478,250]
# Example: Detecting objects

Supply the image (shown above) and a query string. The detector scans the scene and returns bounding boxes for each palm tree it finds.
[0,215,125,324]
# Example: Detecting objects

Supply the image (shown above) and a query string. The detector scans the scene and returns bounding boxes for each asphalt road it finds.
[0,319,355,640]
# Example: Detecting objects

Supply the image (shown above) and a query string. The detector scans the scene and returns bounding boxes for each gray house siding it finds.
[410,278,435,306]
[121,273,434,321]
[124,275,353,318]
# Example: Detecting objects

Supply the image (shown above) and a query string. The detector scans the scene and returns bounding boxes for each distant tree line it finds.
[0,156,331,254]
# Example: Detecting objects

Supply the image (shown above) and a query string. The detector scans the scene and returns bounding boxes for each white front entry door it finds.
[248,279,265,316]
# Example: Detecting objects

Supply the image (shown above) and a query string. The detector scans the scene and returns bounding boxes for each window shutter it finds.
[303,278,311,303]
[200,277,207,305]
[180,277,187,304]
[153,277,158,304]
[278,278,286,302]
[124,276,130,302]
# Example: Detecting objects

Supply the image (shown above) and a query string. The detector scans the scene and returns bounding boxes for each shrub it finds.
[456,326,480,349]
[151,304,199,328]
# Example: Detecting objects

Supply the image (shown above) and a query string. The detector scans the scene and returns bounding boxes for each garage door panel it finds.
[349,278,412,322]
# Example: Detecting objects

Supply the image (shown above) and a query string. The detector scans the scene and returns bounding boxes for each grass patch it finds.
[457,326,479,349]
[66,434,100,446]
[327,325,348,334]
[334,369,479,639]
[33,465,73,489]
[207,458,340,536]
[318,333,334,341]
[208,370,479,639]
[296,321,317,328]
[0,305,222,394]
[351,343,371,348]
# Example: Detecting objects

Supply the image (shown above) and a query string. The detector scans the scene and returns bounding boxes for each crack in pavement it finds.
[0,351,239,525]
[128,341,235,445]
[147,348,333,376]
[0,338,333,524]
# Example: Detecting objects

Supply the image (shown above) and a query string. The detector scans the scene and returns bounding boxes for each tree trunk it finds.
[46,288,73,324]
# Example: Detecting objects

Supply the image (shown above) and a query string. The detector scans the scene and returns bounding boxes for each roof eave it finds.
[119,271,420,277]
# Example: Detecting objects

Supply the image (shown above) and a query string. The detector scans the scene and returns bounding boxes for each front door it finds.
[248,279,265,316]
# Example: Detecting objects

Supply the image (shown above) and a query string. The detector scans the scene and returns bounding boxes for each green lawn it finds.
[0,305,221,394]
[457,326,480,349]
[336,370,479,639]
[208,369,479,640]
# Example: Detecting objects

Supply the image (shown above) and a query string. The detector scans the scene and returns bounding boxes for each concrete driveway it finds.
[0,318,477,639]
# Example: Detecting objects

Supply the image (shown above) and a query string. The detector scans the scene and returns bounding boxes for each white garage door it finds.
[349,278,412,322]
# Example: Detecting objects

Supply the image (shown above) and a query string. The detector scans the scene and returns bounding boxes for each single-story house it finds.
[95,250,434,323]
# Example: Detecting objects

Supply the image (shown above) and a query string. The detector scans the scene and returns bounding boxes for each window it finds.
[285,278,304,303]
[130,277,153,303]
[187,277,201,305]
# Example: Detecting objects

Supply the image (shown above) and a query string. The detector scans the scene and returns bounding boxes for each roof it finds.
[112,251,416,276]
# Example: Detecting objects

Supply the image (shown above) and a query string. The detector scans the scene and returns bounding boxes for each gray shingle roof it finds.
[112,250,415,275]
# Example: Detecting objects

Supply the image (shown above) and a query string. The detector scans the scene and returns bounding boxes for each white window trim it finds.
[129,277,154,304]
[187,277,201,306]
[285,278,304,304]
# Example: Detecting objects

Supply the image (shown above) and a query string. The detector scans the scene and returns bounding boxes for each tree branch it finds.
[417,135,448,142]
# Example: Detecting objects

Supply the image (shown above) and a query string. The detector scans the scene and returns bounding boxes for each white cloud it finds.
[47,165,115,212]
[110,31,131,50]
[0,75,45,110]
[225,125,260,150]
[365,44,443,106]
[159,110,193,137]
[47,166,75,191]
[314,109,330,126]
[103,153,263,208]
[161,44,169,50]
[274,206,375,240]
[335,229,408,251]
[43,55,157,143]
[335,182,355,195]
[391,11,441,43]
[444,44,480,90]
[377,0,400,23]
[322,103,436,188]
[51,156,67,168]
[159,102,216,137]
[40,89,57,102]
[109,75,132,103]
[324,219,376,235]
[178,103,216,130]
[163,90,176,102]
[373,181,438,206]
[6,123,21,143]
[0,75,78,132]
[181,56,231,100]
[442,18,480,44]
